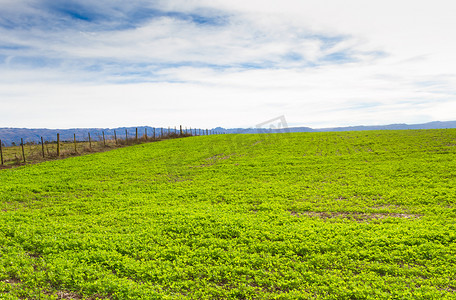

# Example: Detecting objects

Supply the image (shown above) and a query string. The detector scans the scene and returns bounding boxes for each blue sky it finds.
[0,0,455,129]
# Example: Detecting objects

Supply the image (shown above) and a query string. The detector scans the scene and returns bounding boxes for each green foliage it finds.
[1,129,455,299]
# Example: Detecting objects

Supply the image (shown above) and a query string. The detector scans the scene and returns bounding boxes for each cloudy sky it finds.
[0,0,455,129]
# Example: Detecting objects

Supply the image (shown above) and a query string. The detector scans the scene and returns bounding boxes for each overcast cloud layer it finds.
[0,0,455,129]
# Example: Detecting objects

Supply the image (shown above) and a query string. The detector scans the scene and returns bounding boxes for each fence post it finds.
[0,139,3,165]
[41,137,45,158]
[206,129,208,135]
[125,129,128,143]
[153,128,156,140]
[45,141,50,156]
[57,133,60,157]
[114,130,117,145]
[180,125,183,136]
[88,133,92,149]
[135,128,138,142]
[103,131,106,147]
[21,138,26,163]
[145,128,148,140]
[161,128,163,138]
[74,134,77,152]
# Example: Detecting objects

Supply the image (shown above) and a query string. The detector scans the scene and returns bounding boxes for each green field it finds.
[1,130,455,299]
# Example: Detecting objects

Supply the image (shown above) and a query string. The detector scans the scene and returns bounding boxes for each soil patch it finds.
[291,211,422,221]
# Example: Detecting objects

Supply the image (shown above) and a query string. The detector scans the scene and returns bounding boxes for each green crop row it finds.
[1,129,455,299]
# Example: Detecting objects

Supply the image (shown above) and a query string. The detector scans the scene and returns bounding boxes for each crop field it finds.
[1,129,456,299]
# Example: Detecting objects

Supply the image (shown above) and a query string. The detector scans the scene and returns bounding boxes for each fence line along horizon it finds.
[0,126,222,167]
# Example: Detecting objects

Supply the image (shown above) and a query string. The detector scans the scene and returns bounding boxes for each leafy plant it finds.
[0,129,455,299]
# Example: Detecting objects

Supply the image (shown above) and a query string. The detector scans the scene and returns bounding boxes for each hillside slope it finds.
[1,130,456,299]
[2,120,456,146]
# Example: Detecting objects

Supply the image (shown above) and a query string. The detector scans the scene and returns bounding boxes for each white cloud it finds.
[0,0,455,129]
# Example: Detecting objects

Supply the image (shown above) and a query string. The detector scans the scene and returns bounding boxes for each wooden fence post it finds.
[135,128,138,142]
[161,127,163,138]
[103,131,106,147]
[114,130,118,145]
[206,129,208,135]
[180,125,183,136]
[45,141,50,156]
[88,133,92,149]
[125,129,128,143]
[41,137,45,158]
[57,133,60,157]
[21,138,26,163]
[74,134,77,152]
[0,139,3,165]
[153,128,156,140]
[145,128,148,140]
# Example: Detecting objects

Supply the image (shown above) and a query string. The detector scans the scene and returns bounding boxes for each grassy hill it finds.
[1,130,456,299]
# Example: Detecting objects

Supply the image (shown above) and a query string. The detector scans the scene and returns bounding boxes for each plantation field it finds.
[1,130,456,299]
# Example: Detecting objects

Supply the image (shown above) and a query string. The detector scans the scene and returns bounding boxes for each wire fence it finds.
[0,126,220,168]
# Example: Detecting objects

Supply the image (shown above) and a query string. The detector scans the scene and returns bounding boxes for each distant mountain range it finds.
[217,120,456,134]
[1,121,456,146]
